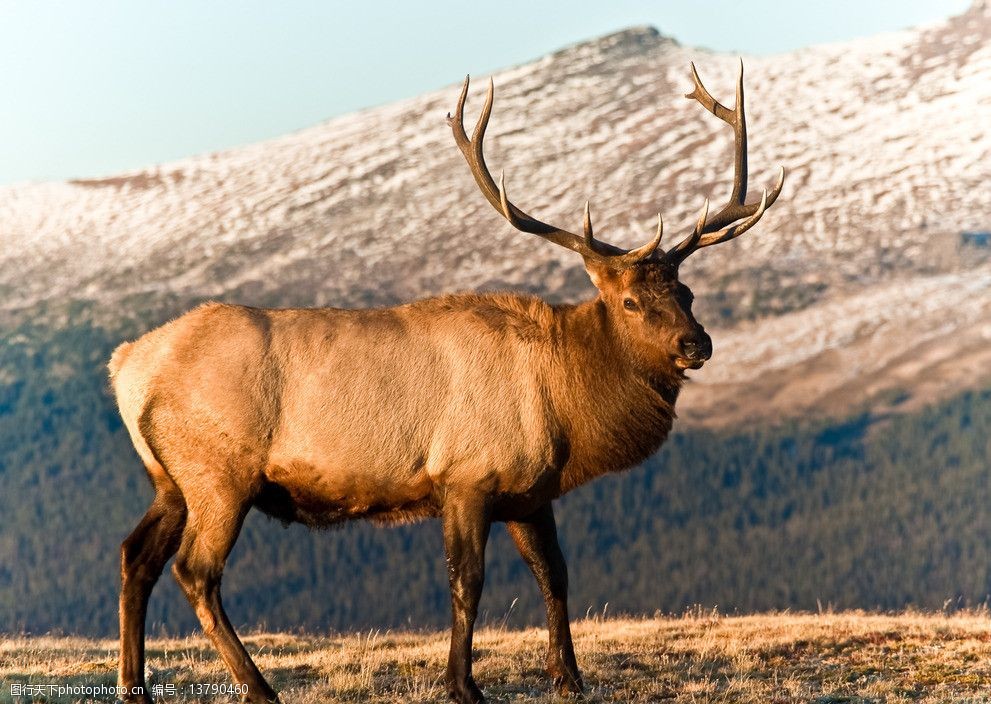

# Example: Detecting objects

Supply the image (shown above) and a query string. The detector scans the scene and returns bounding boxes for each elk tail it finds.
[108,341,134,382]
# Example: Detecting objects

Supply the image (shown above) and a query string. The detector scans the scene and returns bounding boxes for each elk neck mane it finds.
[546,294,682,491]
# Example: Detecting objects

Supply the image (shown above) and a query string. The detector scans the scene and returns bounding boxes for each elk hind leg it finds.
[118,475,187,703]
[172,491,278,704]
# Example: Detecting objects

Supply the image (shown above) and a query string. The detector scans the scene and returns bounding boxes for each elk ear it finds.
[583,258,618,292]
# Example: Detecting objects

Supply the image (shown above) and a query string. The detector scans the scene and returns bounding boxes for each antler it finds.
[665,61,785,265]
[448,76,663,269]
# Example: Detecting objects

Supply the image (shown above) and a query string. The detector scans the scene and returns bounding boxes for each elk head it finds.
[448,62,784,376]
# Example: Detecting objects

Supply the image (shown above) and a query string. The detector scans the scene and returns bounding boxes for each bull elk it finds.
[111,62,783,703]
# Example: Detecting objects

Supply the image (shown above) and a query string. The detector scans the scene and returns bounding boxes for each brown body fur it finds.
[112,294,679,531]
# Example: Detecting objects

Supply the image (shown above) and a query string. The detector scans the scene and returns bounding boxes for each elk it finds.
[111,62,783,704]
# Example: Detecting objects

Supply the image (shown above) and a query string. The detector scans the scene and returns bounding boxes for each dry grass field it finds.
[4,611,991,703]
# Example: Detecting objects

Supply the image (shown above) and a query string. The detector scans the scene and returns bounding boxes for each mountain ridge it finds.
[1,5,989,426]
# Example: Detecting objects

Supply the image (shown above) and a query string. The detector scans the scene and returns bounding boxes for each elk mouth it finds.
[674,356,706,370]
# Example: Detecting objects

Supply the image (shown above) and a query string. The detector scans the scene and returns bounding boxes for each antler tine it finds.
[584,201,663,263]
[629,213,664,264]
[497,171,513,222]
[667,62,784,264]
[470,79,496,174]
[448,75,662,268]
[583,201,594,247]
[685,61,735,126]
[448,75,471,151]
[696,188,768,248]
[730,60,748,210]
[666,199,709,264]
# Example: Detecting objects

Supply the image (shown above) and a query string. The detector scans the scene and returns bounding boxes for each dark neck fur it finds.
[549,297,684,493]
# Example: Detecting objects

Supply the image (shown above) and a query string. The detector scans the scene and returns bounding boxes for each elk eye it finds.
[623,298,638,311]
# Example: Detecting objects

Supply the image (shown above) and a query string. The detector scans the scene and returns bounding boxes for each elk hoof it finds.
[447,676,485,703]
[553,673,585,698]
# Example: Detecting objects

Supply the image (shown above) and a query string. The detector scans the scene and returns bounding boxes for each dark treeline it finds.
[1,312,990,636]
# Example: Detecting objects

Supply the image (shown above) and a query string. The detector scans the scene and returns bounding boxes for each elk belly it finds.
[255,457,437,527]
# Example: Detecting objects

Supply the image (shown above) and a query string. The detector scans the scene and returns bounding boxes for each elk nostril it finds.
[680,339,699,358]
[680,332,712,360]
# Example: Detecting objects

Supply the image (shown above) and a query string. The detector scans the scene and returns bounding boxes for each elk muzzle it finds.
[676,330,712,369]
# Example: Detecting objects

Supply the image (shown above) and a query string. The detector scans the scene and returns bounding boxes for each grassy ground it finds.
[3,611,991,702]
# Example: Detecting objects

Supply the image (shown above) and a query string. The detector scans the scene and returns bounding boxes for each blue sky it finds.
[0,1,969,184]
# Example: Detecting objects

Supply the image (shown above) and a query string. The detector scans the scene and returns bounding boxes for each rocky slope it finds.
[1,2,989,425]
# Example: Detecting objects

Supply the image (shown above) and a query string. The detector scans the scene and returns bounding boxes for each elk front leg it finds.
[443,495,492,704]
[506,503,582,696]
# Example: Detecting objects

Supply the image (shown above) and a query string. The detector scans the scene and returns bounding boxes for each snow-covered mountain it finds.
[2,2,990,425]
